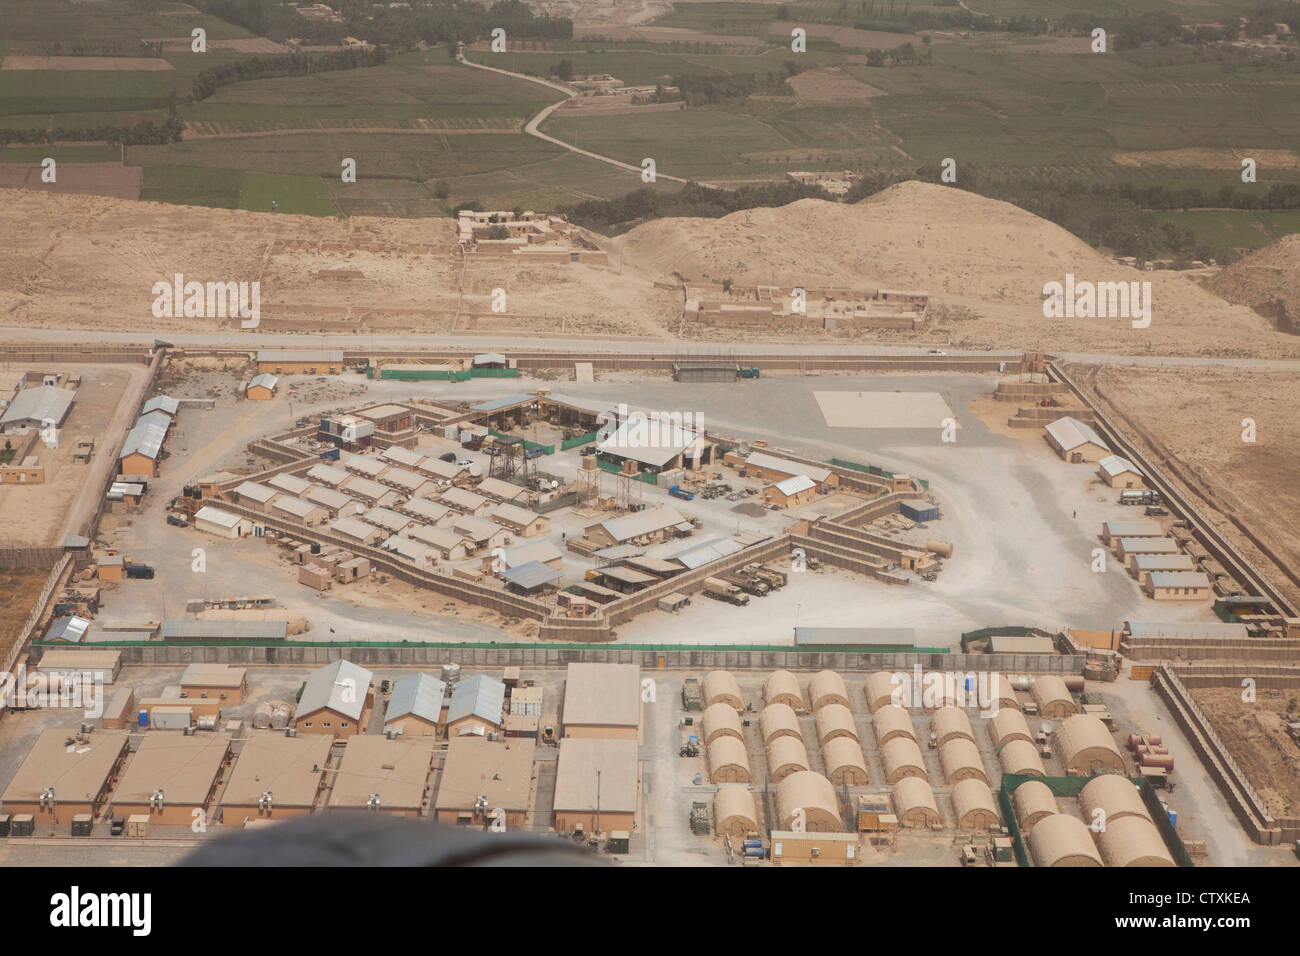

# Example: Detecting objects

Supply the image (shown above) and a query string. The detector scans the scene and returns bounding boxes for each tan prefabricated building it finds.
[814,703,859,744]
[702,702,744,745]
[1078,775,1152,826]
[871,705,916,745]
[939,737,988,784]
[1029,813,1103,867]
[766,735,811,781]
[1055,715,1124,773]
[865,671,900,713]
[1096,815,1175,867]
[434,737,535,830]
[998,739,1046,777]
[951,778,1000,830]
[760,703,803,745]
[1031,676,1077,718]
[771,830,858,866]
[992,674,1020,712]
[988,708,1034,749]
[561,662,641,739]
[553,738,638,834]
[708,736,752,784]
[763,670,804,711]
[809,670,850,710]
[221,732,330,822]
[1012,780,1058,832]
[1,729,128,822]
[776,771,842,832]
[823,736,870,786]
[881,737,929,783]
[714,785,759,841]
[113,733,232,826]
[931,706,974,746]
[702,670,744,710]
[892,777,941,827]
[327,736,435,817]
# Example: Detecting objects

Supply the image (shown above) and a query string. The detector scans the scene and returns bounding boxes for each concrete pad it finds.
[814,390,959,429]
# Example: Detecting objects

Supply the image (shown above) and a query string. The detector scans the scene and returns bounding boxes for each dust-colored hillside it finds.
[1205,234,1300,332]
[0,189,677,339]
[613,181,1298,357]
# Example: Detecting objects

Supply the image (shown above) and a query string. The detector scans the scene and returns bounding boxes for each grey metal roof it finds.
[470,393,534,413]
[0,385,76,427]
[446,674,506,726]
[502,560,563,591]
[385,673,446,727]
[297,660,373,721]
[597,506,688,543]
[162,619,287,640]
[593,544,646,561]
[141,395,179,417]
[473,352,507,365]
[1125,621,1248,639]
[542,392,616,417]
[670,536,740,570]
[1148,571,1211,588]
[1046,416,1109,453]
[119,419,168,460]
[249,373,279,390]
[46,616,91,642]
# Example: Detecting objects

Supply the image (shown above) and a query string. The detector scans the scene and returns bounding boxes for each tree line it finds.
[0,118,182,147]
[190,48,388,102]
[558,181,829,233]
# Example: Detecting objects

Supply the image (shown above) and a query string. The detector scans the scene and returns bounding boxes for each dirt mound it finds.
[1205,234,1300,332]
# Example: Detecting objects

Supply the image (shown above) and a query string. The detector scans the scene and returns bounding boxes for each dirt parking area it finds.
[1191,686,1300,820]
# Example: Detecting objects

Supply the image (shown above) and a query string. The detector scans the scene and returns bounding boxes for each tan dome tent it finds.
[707,736,751,784]
[1028,813,1103,867]
[872,705,916,746]
[865,671,902,712]
[701,702,744,745]
[766,734,810,782]
[1055,714,1124,773]
[809,670,850,710]
[714,785,759,841]
[993,674,1020,712]
[823,736,870,786]
[932,706,975,746]
[1079,775,1152,827]
[1096,815,1175,867]
[988,708,1033,749]
[763,670,803,711]
[1011,779,1058,832]
[702,670,744,710]
[1031,675,1077,718]
[998,739,1046,777]
[760,702,802,745]
[951,778,1000,830]
[814,702,859,744]
[775,771,841,832]
[881,736,929,784]
[892,777,941,828]
[939,737,988,784]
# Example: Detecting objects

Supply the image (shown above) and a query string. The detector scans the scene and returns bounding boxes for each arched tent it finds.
[1055,714,1124,773]
[998,739,1046,777]
[714,785,759,841]
[1029,813,1103,867]
[763,670,803,711]
[814,703,859,744]
[993,674,1020,712]
[939,737,988,784]
[865,671,902,712]
[809,670,850,711]
[892,777,941,828]
[701,702,744,745]
[932,706,975,747]
[881,736,929,784]
[1011,779,1058,832]
[823,736,870,786]
[766,734,811,782]
[1096,815,1175,867]
[707,736,752,784]
[951,778,1000,830]
[872,705,916,746]
[702,670,744,710]
[1079,775,1152,828]
[1031,676,1077,718]
[988,708,1033,749]
[775,771,841,832]
[760,702,803,746]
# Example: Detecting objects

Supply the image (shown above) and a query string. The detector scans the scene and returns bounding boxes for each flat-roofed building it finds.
[113,733,232,825]
[1130,553,1196,582]
[180,663,247,704]
[357,403,412,433]
[257,349,344,375]
[490,502,549,537]
[327,735,435,816]
[434,737,536,829]
[1,729,128,822]
[294,660,374,737]
[1115,537,1181,561]
[1145,571,1212,601]
[384,673,446,736]
[585,506,690,547]
[561,663,641,739]
[221,733,329,822]
[161,620,287,642]
[553,737,638,834]
[36,648,120,684]
[1102,519,1164,546]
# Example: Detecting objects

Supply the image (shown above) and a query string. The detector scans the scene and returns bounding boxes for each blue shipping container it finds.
[899,500,939,523]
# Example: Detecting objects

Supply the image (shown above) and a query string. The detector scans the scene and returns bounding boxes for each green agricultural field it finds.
[465,47,845,86]
[238,171,337,216]
[0,144,121,162]
[1153,209,1300,250]
[0,0,254,49]
[139,164,243,208]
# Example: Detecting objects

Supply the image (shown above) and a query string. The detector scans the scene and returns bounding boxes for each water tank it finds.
[926,540,954,559]
[253,701,273,730]
[442,663,461,682]
[197,715,217,731]
[269,701,292,730]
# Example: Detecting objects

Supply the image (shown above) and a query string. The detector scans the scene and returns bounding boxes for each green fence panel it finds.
[470,368,518,378]
[561,430,599,450]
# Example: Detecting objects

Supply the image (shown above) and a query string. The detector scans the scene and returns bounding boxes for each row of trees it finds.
[0,118,182,147]
[190,48,388,102]
[669,66,804,105]
[559,181,829,233]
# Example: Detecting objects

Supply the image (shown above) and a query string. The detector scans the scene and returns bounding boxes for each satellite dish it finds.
[550,480,558,489]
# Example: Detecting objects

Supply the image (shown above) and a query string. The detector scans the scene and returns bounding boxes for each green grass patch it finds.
[140,164,242,208]
[0,143,120,162]
[238,171,337,216]
[1152,209,1300,250]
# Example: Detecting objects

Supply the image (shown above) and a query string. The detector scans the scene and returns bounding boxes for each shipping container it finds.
[11,814,35,837]
[899,500,940,523]
[71,814,93,837]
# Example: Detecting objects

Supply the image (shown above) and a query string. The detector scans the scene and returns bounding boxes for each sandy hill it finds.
[612,181,1297,356]
[1205,234,1300,332]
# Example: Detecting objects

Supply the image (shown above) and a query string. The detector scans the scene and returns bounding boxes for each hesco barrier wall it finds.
[997,773,1194,867]
[1156,664,1300,844]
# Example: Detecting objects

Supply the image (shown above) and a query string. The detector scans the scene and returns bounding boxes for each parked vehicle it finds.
[668,484,695,501]
[166,513,188,527]
[456,459,474,468]
[702,577,749,606]
[1144,506,1169,517]
[125,564,155,580]
[439,452,457,462]
[1120,489,1162,506]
